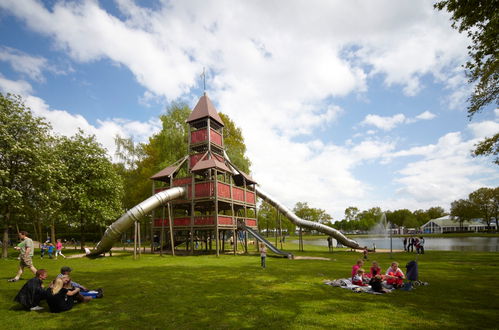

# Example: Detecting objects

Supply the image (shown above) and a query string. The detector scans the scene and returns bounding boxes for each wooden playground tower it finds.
[150,93,258,256]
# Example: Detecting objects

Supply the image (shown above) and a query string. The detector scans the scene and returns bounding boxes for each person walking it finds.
[8,231,37,282]
[260,243,267,269]
[55,239,66,259]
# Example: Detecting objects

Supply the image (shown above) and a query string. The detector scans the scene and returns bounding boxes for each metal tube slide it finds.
[240,223,292,258]
[89,187,186,257]
[255,187,361,250]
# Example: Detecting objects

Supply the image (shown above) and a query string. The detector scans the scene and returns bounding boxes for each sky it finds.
[0,0,498,221]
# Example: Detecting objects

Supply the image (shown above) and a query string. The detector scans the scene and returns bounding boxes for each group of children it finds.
[40,239,66,259]
[351,259,405,293]
[13,266,103,313]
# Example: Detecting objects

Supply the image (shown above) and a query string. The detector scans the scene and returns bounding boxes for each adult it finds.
[385,262,405,288]
[327,237,333,252]
[414,237,420,254]
[403,237,407,251]
[46,276,79,313]
[14,269,48,311]
[419,236,425,254]
[407,237,414,253]
[8,231,37,282]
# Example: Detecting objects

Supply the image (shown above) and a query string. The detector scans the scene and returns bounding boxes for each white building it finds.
[421,216,497,234]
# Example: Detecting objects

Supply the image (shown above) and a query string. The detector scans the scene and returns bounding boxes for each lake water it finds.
[291,236,499,252]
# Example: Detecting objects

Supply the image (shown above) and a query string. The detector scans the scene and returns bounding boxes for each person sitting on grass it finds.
[351,260,364,281]
[369,275,390,293]
[352,268,368,286]
[385,262,405,288]
[57,266,103,300]
[46,276,80,313]
[369,261,382,278]
[14,269,48,311]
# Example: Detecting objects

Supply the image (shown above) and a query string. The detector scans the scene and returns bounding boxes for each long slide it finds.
[88,187,186,257]
[255,187,361,250]
[240,223,292,258]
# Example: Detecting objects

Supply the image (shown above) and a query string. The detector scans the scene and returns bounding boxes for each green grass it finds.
[1,243,498,329]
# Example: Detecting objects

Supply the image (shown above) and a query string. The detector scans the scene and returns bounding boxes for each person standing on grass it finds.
[8,231,37,282]
[14,269,48,311]
[260,243,267,269]
[55,239,66,259]
[419,236,425,254]
[403,237,407,251]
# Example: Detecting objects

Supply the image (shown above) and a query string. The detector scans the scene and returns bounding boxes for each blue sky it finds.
[0,0,497,220]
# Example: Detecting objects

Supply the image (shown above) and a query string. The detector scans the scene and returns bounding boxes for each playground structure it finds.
[90,93,360,257]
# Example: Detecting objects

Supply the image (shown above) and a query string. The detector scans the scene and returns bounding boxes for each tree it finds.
[344,206,360,222]
[450,199,479,230]
[435,1,499,164]
[56,130,124,250]
[219,113,251,174]
[469,187,495,231]
[491,187,499,230]
[293,202,332,233]
[0,94,52,258]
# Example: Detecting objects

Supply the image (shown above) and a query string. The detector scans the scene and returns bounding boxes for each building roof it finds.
[233,170,257,185]
[422,215,490,228]
[150,157,187,182]
[186,93,224,127]
[191,158,232,173]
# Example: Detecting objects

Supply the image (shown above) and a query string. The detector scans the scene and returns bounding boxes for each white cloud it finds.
[468,120,499,139]
[0,75,33,95]
[361,114,406,131]
[23,95,161,160]
[0,46,47,81]
[415,110,436,120]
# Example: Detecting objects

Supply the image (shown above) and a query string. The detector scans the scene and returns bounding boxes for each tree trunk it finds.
[80,219,85,251]
[51,220,56,245]
[2,225,9,258]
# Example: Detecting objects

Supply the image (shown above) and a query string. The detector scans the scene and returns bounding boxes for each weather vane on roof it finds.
[200,67,206,94]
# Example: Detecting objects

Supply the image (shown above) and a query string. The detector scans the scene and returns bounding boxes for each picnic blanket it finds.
[324,278,392,294]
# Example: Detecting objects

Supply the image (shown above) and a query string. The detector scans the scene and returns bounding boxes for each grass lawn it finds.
[1,243,498,329]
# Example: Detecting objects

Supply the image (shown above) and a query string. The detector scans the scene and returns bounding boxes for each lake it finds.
[291,236,499,252]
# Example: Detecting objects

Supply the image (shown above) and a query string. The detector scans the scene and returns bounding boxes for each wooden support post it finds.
[299,226,303,252]
[168,203,175,256]
[279,211,283,250]
[138,221,142,258]
[160,206,165,256]
[133,221,137,260]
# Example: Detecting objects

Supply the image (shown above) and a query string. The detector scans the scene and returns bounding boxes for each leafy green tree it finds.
[450,198,479,229]
[56,130,124,250]
[219,113,251,174]
[344,206,360,222]
[0,94,52,258]
[386,209,417,228]
[435,0,499,164]
[469,187,495,231]
[491,187,499,230]
[293,202,332,233]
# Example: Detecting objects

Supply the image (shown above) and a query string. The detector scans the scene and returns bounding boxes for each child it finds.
[260,243,267,269]
[352,268,368,286]
[362,246,369,260]
[351,260,364,280]
[55,239,66,259]
[40,243,47,259]
[370,261,382,278]
[47,243,55,259]
[385,262,405,288]
[58,266,102,300]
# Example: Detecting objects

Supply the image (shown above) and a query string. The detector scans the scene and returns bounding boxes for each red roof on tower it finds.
[186,93,224,127]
